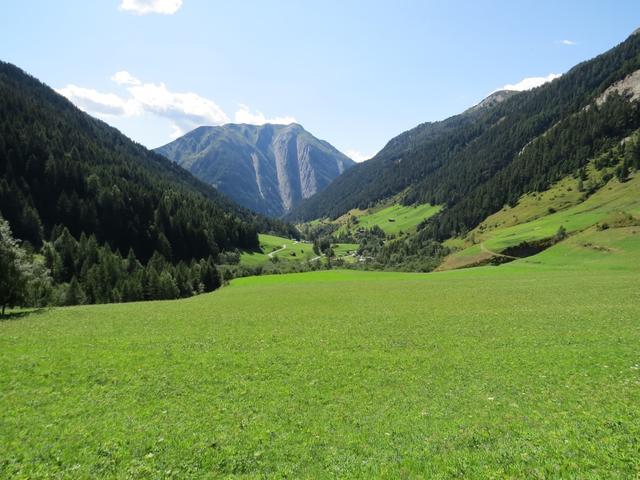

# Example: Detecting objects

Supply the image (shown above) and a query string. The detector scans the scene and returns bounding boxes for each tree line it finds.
[0,215,224,314]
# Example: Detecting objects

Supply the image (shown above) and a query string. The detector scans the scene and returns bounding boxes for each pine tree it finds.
[126,248,141,274]
[145,268,161,300]
[19,205,43,247]
[158,271,179,299]
[65,276,86,306]
[53,227,78,282]
[200,258,221,292]
[615,161,630,182]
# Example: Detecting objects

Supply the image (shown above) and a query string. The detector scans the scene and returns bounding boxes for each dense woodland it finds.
[290,33,640,241]
[0,61,295,308]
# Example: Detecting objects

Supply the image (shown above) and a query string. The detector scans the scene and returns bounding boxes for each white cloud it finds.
[559,39,577,46]
[499,73,562,92]
[57,72,229,138]
[169,124,185,139]
[58,73,297,140]
[111,71,141,86]
[345,149,371,163]
[55,84,141,117]
[119,0,183,15]
[128,81,230,129]
[234,104,297,125]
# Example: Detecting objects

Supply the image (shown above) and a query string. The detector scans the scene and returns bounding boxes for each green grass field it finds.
[240,234,359,266]
[314,202,441,238]
[332,242,359,257]
[441,173,640,269]
[2,227,640,478]
[483,175,639,251]
[349,203,441,235]
[240,234,314,266]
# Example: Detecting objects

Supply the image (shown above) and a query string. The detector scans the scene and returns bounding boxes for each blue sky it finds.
[2,1,639,160]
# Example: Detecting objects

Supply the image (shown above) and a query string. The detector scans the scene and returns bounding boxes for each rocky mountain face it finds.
[597,68,640,105]
[156,123,355,217]
[464,90,520,114]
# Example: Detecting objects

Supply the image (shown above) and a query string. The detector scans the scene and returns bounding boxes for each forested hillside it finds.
[0,61,294,305]
[290,32,640,242]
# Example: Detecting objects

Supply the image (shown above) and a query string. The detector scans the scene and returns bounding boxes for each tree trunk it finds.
[1,304,5,317]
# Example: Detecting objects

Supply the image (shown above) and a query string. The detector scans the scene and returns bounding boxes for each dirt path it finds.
[480,242,519,260]
[268,245,287,258]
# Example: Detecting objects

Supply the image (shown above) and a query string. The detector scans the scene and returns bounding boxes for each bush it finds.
[553,225,568,242]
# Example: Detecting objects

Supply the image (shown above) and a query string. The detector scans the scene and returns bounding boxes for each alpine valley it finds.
[2,8,640,478]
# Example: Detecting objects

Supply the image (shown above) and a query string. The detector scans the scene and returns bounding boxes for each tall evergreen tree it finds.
[0,217,51,315]
[65,276,86,306]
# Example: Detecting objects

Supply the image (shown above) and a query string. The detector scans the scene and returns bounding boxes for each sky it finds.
[2,1,639,162]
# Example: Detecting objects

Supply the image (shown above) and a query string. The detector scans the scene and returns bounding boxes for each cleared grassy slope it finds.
[240,234,357,266]
[440,172,640,270]
[349,203,441,235]
[1,230,640,478]
[240,234,313,265]
[309,202,441,238]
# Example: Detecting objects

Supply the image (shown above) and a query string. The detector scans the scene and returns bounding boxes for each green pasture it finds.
[443,174,640,268]
[240,234,313,266]
[342,203,441,236]
[2,226,640,478]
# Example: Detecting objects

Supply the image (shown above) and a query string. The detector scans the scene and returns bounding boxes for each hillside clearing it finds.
[239,234,311,265]
[440,173,640,270]
[346,203,441,235]
[310,202,441,237]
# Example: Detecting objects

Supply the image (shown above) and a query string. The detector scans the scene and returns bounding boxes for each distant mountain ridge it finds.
[289,30,640,244]
[156,123,355,217]
[464,89,520,114]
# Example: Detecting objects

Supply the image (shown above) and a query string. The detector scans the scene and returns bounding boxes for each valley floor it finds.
[1,228,640,478]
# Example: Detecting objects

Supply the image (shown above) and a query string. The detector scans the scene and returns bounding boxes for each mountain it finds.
[463,89,520,114]
[0,60,269,260]
[289,31,640,243]
[155,123,355,217]
[288,89,525,222]
[0,61,299,305]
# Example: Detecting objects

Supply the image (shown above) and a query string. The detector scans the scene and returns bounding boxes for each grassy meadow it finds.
[312,202,441,238]
[2,226,640,478]
[347,203,441,235]
[441,173,640,269]
[239,234,314,266]
[331,242,359,258]
[240,234,359,267]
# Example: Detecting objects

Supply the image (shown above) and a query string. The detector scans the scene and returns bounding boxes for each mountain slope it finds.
[0,60,263,262]
[438,146,640,271]
[289,31,640,244]
[156,123,355,217]
[288,89,521,221]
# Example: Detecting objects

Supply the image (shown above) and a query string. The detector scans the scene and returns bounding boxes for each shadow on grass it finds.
[0,308,47,322]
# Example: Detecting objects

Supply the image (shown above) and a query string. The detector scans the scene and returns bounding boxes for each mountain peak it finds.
[231,122,302,129]
[466,89,519,114]
[156,123,354,217]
